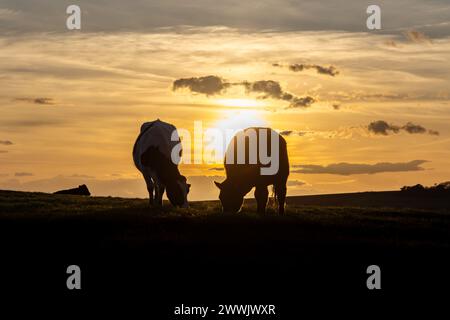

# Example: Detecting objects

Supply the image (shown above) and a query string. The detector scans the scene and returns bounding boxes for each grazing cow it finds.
[133,119,190,207]
[214,128,289,214]
[54,184,91,196]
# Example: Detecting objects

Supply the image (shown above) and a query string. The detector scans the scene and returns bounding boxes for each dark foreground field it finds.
[1,189,449,313]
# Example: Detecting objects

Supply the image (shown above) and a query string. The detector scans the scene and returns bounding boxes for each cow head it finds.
[167,175,190,207]
[214,180,244,214]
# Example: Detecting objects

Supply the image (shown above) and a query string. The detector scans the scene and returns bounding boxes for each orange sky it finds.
[1,2,449,200]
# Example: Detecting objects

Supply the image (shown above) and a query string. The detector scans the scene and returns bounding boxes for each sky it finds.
[0,0,449,200]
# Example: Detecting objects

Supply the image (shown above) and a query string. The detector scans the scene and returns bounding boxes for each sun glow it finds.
[214,109,267,132]
[201,109,268,163]
[214,98,266,108]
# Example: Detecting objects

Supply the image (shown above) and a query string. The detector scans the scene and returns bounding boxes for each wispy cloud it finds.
[15,97,54,105]
[274,63,339,77]
[15,172,33,177]
[404,30,432,44]
[293,160,429,175]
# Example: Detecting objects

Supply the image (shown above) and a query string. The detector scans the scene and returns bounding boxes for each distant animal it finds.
[54,184,91,196]
[133,119,190,207]
[214,127,289,214]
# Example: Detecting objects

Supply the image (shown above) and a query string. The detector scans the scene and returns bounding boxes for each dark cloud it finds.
[368,120,400,135]
[292,160,428,176]
[0,150,8,153]
[332,103,341,110]
[279,130,293,136]
[16,97,54,105]
[243,80,316,109]
[402,122,426,134]
[274,63,339,77]
[428,130,440,136]
[173,75,231,96]
[174,76,317,109]
[288,96,316,108]
[368,120,439,136]
[243,80,285,99]
[0,140,13,145]
[279,130,308,137]
[15,172,33,177]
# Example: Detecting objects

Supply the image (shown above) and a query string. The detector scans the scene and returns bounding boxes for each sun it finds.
[202,109,268,164]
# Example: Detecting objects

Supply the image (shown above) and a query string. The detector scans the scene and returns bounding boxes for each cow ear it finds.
[214,181,222,189]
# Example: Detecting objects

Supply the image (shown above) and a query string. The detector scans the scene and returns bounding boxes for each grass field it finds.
[1,189,449,301]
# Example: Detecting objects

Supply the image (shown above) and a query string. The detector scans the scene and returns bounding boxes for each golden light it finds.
[214,98,266,108]
[202,109,268,163]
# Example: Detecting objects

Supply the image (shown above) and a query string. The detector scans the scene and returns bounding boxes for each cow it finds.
[133,119,190,207]
[214,127,289,214]
[54,184,91,196]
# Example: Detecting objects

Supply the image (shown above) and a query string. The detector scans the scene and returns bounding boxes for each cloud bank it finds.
[293,160,428,175]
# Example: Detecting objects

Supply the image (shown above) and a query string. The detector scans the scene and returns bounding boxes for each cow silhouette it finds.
[215,127,289,214]
[54,184,91,196]
[133,119,190,207]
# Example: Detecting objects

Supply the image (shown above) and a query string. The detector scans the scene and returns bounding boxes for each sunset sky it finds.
[1,0,449,200]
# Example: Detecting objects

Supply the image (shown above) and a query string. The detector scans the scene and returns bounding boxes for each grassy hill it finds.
[1,189,449,300]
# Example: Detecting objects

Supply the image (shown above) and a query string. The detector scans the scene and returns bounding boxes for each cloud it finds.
[332,103,341,110]
[16,97,54,105]
[287,180,307,187]
[402,122,427,134]
[2,1,449,37]
[428,130,440,136]
[368,120,400,135]
[0,150,8,153]
[15,172,33,177]
[288,96,316,108]
[174,76,317,109]
[243,80,286,99]
[209,167,225,171]
[292,160,429,176]
[274,63,339,77]
[243,80,316,109]
[0,140,13,145]
[70,174,96,179]
[279,130,309,137]
[368,120,439,136]
[279,130,293,136]
[173,75,231,96]
[404,30,432,44]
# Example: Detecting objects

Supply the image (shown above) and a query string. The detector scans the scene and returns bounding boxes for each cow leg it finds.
[156,183,165,206]
[254,185,269,214]
[144,176,154,206]
[274,183,287,215]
